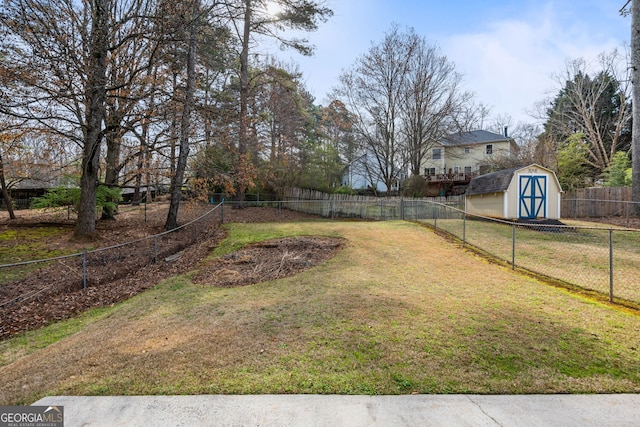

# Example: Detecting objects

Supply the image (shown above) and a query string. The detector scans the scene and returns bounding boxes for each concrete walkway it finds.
[34,394,640,427]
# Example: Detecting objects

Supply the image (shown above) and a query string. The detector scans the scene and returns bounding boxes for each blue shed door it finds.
[519,175,546,219]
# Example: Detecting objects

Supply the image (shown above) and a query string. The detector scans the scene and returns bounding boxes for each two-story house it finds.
[421,129,517,185]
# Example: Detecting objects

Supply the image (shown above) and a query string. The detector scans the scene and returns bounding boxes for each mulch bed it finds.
[192,236,343,287]
[0,205,327,340]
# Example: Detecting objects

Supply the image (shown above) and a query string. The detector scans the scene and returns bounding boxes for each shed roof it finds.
[465,164,563,196]
[442,130,510,147]
[465,167,519,196]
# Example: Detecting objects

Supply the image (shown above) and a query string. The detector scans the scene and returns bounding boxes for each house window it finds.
[424,168,436,176]
[432,148,442,160]
[464,166,472,174]
[454,166,460,174]
[464,147,470,154]
[485,144,493,155]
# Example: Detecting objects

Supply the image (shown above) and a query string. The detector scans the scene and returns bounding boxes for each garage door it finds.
[519,175,546,219]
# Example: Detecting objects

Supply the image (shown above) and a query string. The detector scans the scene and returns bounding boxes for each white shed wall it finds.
[465,165,563,220]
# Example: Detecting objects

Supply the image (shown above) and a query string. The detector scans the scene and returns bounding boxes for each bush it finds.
[603,151,632,187]
[31,185,122,213]
[333,185,356,195]
[403,175,428,198]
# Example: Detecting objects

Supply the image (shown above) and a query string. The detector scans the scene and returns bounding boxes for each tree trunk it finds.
[236,0,252,208]
[74,0,110,239]
[133,107,151,206]
[632,0,640,210]
[0,153,16,220]
[102,125,122,219]
[165,0,198,230]
[170,71,178,178]
[145,144,153,203]
[132,140,145,205]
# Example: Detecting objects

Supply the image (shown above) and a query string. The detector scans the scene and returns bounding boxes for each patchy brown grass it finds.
[1,220,639,405]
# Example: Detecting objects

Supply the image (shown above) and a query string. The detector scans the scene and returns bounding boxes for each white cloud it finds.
[442,3,627,125]
[285,0,630,127]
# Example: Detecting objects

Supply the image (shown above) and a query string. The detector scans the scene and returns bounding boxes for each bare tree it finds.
[628,0,640,206]
[74,0,111,239]
[334,25,412,195]
[546,52,631,177]
[164,0,200,230]
[335,25,473,193]
[0,0,159,238]
[400,29,474,177]
[0,120,20,220]
[102,0,161,219]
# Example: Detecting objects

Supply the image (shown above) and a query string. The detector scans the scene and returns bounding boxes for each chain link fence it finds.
[430,212,640,307]
[2,194,639,337]
[0,202,224,338]
[280,194,640,307]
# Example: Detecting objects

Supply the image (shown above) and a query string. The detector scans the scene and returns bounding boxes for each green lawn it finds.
[1,220,639,405]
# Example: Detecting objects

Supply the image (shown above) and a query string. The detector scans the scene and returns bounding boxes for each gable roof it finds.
[442,130,511,147]
[465,167,519,196]
[465,164,563,196]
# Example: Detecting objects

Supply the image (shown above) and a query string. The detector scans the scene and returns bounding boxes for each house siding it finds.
[421,140,515,176]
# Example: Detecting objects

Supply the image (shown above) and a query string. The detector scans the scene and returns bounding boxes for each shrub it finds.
[31,185,122,213]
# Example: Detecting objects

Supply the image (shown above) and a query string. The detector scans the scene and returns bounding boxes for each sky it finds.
[273,0,631,126]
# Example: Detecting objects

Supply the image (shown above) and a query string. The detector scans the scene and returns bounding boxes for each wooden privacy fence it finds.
[289,187,639,220]
[562,187,637,218]
[286,188,464,220]
[287,188,463,205]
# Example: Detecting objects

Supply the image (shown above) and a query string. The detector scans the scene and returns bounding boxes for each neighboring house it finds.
[2,162,64,209]
[3,178,55,209]
[420,129,517,187]
[465,164,563,220]
[342,152,406,194]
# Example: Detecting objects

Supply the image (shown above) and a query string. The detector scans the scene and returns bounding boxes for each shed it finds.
[464,164,563,220]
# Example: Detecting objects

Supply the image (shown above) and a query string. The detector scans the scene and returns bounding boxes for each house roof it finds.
[465,167,519,196]
[441,130,511,147]
[9,177,58,190]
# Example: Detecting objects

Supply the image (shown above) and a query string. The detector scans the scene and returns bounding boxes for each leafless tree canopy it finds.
[334,24,478,193]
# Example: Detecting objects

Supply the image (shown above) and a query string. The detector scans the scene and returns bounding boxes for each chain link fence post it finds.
[609,228,614,302]
[463,212,467,244]
[434,204,438,229]
[82,252,87,289]
[512,224,516,270]
[153,236,158,264]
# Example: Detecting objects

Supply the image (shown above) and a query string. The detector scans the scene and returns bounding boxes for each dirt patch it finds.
[193,236,343,287]
[0,205,323,340]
